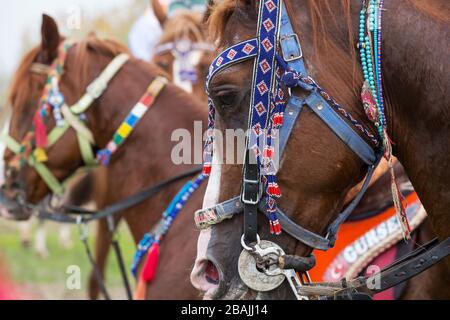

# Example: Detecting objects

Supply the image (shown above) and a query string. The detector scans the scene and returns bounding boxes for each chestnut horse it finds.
[191,0,450,299]
[76,5,216,299]
[1,6,216,299]
[1,15,207,299]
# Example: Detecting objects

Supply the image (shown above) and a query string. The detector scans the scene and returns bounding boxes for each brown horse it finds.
[77,4,216,299]
[2,6,216,299]
[191,0,450,299]
[151,0,214,102]
[1,15,207,299]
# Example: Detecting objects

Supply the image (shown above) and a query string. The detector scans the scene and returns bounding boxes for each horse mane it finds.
[8,46,42,109]
[158,11,207,44]
[72,34,129,90]
[408,0,450,24]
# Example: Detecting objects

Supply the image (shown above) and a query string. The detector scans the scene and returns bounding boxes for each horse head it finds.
[191,0,380,299]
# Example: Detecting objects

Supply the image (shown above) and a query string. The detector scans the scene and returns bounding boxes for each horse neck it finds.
[78,56,206,230]
[381,1,450,240]
[297,0,450,241]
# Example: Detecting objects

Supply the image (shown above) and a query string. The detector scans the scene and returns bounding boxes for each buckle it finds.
[280,33,303,62]
[241,177,261,205]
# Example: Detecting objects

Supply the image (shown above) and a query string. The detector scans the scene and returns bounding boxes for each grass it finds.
[0,218,137,299]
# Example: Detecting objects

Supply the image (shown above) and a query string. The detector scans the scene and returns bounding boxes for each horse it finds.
[70,3,216,298]
[190,0,450,300]
[151,0,215,102]
[1,14,208,299]
[82,1,216,298]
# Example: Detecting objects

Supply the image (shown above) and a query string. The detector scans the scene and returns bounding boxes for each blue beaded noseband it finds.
[195,0,381,251]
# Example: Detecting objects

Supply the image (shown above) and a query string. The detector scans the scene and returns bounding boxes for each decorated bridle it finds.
[193,0,412,298]
[1,40,168,198]
[152,0,213,93]
[154,39,214,93]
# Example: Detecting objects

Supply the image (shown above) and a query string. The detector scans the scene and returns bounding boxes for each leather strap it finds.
[279,1,308,76]
[334,237,450,299]
[242,150,260,243]
[304,92,377,166]
[38,167,202,223]
[71,53,130,114]
[279,96,304,155]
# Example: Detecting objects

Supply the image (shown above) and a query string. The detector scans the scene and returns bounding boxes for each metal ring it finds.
[241,234,261,251]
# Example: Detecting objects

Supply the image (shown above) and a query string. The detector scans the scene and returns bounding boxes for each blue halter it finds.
[199,0,381,250]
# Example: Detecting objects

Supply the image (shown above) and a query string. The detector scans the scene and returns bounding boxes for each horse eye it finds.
[216,92,237,109]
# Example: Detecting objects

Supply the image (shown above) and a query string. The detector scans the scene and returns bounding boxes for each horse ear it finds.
[40,14,60,63]
[151,0,168,27]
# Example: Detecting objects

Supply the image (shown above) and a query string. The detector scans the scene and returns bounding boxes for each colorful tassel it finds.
[361,81,379,124]
[270,219,282,235]
[382,128,410,239]
[267,182,281,198]
[133,278,147,300]
[133,243,160,300]
[202,163,212,175]
[391,169,410,239]
[141,243,160,282]
[33,148,48,163]
[272,112,284,126]
[33,113,48,148]
[263,146,274,159]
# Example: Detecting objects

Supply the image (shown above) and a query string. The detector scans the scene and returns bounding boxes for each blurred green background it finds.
[0,219,136,299]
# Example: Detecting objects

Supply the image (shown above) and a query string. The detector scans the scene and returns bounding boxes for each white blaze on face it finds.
[191,141,222,298]
[173,50,202,93]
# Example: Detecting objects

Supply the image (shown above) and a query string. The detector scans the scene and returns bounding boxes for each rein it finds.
[37,166,202,224]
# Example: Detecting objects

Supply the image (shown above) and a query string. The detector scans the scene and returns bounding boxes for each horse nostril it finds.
[204,260,220,285]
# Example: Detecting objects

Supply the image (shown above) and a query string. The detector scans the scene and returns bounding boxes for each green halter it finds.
[1,41,130,195]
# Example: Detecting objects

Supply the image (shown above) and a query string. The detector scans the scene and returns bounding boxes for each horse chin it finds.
[0,195,33,221]
[0,187,37,221]
[217,278,295,300]
[215,276,252,300]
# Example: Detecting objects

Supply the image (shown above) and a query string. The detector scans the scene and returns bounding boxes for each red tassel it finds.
[263,146,274,158]
[267,183,281,198]
[203,164,212,175]
[273,112,284,126]
[33,113,48,148]
[273,221,281,235]
[269,220,282,235]
[134,278,147,300]
[141,243,160,282]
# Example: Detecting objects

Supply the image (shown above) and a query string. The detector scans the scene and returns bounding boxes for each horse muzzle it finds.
[191,256,226,300]
[0,185,33,220]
